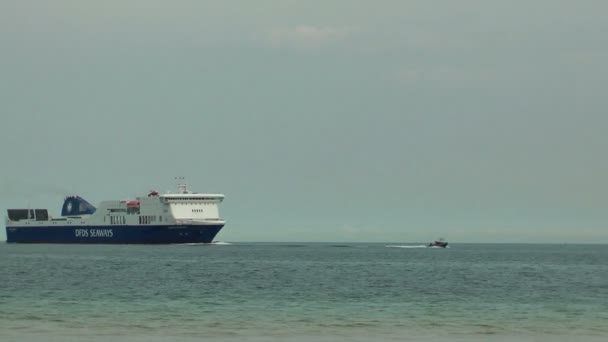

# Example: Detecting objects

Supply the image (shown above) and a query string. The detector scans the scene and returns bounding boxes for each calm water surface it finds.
[0,243,607,341]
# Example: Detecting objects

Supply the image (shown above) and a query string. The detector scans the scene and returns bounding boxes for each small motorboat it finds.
[428,239,448,248]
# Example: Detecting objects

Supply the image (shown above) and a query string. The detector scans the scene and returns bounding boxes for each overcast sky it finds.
[1,0,607,243]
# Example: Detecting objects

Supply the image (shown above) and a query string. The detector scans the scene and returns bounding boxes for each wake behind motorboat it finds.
[428,239,448,248]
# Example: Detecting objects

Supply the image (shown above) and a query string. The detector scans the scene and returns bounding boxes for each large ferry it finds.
[5,183,225,244]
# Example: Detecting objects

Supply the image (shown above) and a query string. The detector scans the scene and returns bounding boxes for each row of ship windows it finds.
[192,209,204,213]
[171,203,214,205]
[110,216,125,225]
[140,215,160,224]
[108,204,214,213]
[110,209,141,215]
[105,216,162,224]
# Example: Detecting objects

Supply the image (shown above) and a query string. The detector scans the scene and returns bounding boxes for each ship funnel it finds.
[61,196,96,216]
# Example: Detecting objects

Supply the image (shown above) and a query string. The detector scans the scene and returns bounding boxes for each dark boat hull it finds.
[5,224,224,244]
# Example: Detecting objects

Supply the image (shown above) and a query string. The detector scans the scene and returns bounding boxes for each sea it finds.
[0,242,606,342]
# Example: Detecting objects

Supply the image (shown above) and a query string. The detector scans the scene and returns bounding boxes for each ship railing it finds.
[174,218,225,224]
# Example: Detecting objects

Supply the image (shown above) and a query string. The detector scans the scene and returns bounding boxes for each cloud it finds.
[260,25,352,49]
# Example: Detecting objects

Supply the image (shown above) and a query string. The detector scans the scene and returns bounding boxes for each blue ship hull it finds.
[5,224,224,244]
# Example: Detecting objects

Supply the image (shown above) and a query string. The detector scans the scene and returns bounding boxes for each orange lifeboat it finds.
[127,200,140,207]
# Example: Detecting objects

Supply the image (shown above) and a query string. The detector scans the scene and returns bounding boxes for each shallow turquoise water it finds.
[1,243,606,341]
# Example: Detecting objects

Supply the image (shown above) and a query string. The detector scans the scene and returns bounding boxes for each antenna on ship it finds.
[175,176,188,194]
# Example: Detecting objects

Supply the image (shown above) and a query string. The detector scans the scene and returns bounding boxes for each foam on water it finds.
[178,241,232,246]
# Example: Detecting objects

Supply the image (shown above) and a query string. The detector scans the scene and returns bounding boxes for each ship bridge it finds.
[153,183,224,223]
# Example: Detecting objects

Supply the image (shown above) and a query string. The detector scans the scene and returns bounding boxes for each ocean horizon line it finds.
[2,240,607,245]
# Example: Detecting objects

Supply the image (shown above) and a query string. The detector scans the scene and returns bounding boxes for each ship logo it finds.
[66,201,72,214]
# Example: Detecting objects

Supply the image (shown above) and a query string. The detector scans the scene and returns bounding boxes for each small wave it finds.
[318,321,378,328]
[17,314,45,321]
[176,241,231,246]
[386,245,428,248]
